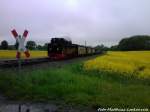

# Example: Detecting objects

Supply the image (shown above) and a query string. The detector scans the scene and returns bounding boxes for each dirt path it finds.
[0,102,96,112]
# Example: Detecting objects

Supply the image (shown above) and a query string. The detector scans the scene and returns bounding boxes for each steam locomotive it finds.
[48,38,97,60]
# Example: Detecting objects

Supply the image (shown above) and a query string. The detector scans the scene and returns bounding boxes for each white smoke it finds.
[59,36,72,42]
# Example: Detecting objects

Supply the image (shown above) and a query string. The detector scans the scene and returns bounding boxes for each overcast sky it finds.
[0,0,150,46]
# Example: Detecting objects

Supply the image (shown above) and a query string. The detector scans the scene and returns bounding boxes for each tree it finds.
[36,45,43,50]
[110,45,119,51]
[14,40,19,49]
[118,35,150,51]
[1,40,8,50]
[43,43,48,50]
[26,41,36,50]
[36,43,48,51]
[94,44,108,52]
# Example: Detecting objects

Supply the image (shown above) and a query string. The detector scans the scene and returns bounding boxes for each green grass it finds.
[0,63,150,109]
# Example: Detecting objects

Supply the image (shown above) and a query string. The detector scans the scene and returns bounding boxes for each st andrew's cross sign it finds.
[11,29,30,59]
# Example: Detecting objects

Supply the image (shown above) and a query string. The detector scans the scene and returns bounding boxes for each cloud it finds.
[0,0,150,46]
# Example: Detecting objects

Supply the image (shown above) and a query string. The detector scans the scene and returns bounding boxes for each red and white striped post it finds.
[11,29,30,71]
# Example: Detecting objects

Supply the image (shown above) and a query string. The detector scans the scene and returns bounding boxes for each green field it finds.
[0,51,150,109]
[0,50,47,59]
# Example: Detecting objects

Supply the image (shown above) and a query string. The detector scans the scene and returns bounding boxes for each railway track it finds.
[0,52,105,68]
[0,57,51,68]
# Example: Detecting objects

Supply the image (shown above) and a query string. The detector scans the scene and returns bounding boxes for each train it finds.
[48,38,100,60]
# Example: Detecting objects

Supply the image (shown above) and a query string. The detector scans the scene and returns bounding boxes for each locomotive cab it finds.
[48,38,71,59]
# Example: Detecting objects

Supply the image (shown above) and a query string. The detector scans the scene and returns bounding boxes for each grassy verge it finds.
[0,62,150,108]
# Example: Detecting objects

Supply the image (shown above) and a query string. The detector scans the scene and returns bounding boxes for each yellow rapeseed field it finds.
[84,51,150,79]
[0,50,47,59]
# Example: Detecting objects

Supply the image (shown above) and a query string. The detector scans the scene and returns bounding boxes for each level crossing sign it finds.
[11,29,30,59]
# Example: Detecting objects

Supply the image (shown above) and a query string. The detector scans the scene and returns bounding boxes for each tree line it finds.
[1,35,150,51]
[95,35,150,51]
[110,35,150,51]
[0,40,48,50]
